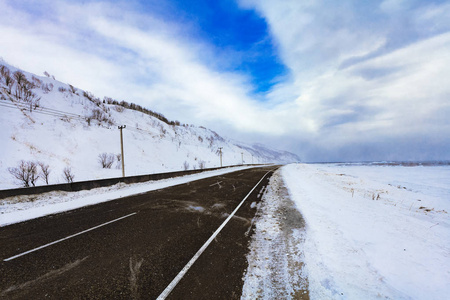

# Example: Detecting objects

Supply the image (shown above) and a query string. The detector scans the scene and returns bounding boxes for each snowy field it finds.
[246,163,449,299]
[0,166,253,227]
[2,162,449,299]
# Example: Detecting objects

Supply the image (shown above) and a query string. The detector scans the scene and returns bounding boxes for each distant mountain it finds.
[0,60,300,189]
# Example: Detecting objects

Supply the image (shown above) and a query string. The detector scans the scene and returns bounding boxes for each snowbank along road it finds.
[0,166,278,299]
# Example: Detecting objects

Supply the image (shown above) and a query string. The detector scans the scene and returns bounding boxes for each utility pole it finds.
[118,125,126,177]
[218,147,223,167]
[241,152,244,165]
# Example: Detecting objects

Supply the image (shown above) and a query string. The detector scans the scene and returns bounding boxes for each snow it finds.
[242,169,308,299]
[0,166,253,227]
[277,163,450,299]
[0,61,299,190]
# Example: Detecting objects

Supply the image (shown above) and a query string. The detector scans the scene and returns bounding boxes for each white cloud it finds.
[1,0,449,161]
[0,0,277,134]
[241,0,450,160]
[380,0,412,14]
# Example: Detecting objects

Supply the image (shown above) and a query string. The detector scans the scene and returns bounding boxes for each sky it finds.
[1,0,449,162]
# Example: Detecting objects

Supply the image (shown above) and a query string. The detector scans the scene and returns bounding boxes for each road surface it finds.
[0,166,277,299]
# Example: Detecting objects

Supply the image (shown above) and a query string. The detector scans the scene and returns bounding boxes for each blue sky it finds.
[139,0,286,93]
[1,0,450,161]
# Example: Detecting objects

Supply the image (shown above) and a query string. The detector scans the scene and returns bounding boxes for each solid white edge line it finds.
[156,170,274,300]
[3,212,137,262]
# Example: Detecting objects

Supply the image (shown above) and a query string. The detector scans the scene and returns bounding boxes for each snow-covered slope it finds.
[0,61,299,189]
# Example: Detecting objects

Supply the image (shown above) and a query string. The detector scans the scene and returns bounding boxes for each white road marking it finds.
[156,170,273,300]
[209,181,223,187]
[3,212,137,262]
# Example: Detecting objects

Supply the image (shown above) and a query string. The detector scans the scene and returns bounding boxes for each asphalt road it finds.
[0,166,278,299]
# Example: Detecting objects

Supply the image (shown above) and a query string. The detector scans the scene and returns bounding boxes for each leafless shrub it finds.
[89,108,114,126]
[58,86,67,92]
[83,91,96,102]
[198,160,206,170]
[69,84,77,94]
[104,96,113,104]
[90,108,104,122]
[116,153,122,169]
[43,71,51,77]
[38,162,51,184]
[98,153,115,168]
[42,83,53,93]
[183,161,189,170]
[63,167,75,183]
[32,76,42,88]
[8,160,39,187]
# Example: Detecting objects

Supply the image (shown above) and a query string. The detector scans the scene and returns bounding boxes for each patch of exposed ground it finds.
[241,169,309,299]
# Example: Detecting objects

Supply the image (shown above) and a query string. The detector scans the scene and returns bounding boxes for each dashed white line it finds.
[156,170,273,300]
[3,212,137,262]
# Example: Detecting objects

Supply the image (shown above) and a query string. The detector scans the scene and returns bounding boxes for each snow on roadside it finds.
[0,166,253,227]
[282,163,450,299]
[242,169,308,299]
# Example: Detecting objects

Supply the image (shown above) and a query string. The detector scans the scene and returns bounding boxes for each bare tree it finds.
[29,162,39,187]
[23,88,41,109]
[0,66,14,94]
[12,71,40,108]
[98,153,115,168]
[8,160,39,187]
[8,161,30,187]
[198,160,206,170]
[0,65,7,78]
[4,73,14,94]
[0,65,7,84]
[63,167,75,183]
[183,161,189,171]
[13,70,26,87]
[38,162,51,184]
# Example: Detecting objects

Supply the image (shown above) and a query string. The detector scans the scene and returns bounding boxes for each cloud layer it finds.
[1,0,449,161]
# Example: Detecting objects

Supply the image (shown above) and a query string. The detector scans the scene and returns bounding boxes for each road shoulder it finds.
[241,168,309,299]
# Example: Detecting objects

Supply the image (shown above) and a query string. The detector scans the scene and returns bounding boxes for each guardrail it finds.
[0,165,262,199]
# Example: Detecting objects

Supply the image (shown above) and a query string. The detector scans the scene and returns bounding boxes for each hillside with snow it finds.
[0,61,299,189]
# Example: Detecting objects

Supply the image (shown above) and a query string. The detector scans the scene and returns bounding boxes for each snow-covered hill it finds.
[0,61,299,189]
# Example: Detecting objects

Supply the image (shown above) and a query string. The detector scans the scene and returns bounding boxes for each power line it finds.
[0,99,86,121]
[0,97,227,155]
